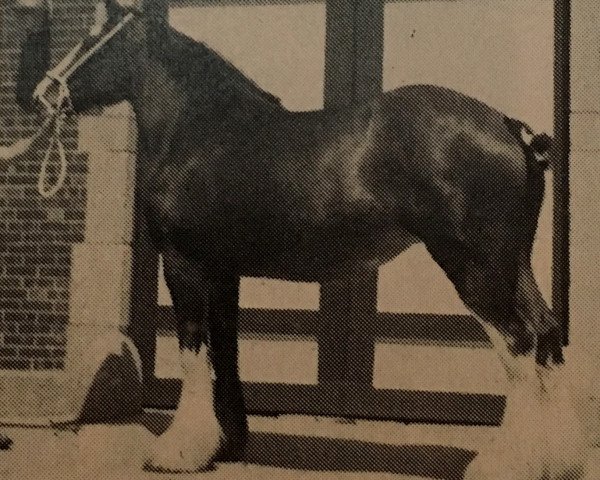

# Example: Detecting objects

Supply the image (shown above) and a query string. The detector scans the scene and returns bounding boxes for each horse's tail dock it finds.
[504,116,553,170]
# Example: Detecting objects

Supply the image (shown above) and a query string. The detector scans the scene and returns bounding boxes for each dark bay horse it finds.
[15,0,587,477]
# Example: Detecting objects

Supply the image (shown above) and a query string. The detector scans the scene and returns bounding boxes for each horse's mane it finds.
[155,26,283,109]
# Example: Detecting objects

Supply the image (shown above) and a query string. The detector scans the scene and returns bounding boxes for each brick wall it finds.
[0,0,96,370]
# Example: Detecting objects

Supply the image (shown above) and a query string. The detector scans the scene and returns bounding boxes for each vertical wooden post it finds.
[320,0,384,399]
[127,0,169,400]
[324,0,384,107]
[353,0,384,104]
[553,0,570,344]
[323,0,355,108]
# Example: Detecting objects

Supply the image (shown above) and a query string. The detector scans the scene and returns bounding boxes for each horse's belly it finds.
[153,177,420,280]
[230,224,420,281]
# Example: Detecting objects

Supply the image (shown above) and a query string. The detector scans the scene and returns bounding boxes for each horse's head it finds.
[32,0,151,114]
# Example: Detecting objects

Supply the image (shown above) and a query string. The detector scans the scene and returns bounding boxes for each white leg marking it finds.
[464,319,587,480]
[537,365,588,478]
[146,345,222,472]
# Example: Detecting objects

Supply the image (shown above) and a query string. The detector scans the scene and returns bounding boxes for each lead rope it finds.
[37,111,67,198]
[36,0,67,199]
[36,74,71,198]
[0,108,68,199]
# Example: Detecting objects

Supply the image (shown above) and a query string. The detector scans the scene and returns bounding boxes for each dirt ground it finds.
[0,413,598,480]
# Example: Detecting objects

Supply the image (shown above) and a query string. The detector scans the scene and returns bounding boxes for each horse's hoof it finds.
[464,456,587,480]
[215,425,248,463]
[464,442,587,480]
[463,450,542,480]
[143,457,216,474]
[144,447,218,474]
[541,389,588,480]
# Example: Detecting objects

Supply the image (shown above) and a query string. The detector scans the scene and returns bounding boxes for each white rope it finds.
[0,113,67,199]
[1,73,71,198]
[37,112,67,198]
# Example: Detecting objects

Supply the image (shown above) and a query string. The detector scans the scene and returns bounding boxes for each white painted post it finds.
[568,0,600,446]
[61,102,142,423]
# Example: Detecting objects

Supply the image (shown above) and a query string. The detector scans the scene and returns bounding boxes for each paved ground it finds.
[0,414,598,480]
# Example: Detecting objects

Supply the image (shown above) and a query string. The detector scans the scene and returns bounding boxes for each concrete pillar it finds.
[59,102,142,424]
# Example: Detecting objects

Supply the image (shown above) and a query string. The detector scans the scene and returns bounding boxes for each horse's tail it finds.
[504,116,553,170]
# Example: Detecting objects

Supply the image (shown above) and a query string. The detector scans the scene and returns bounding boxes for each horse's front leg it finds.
[145,250,224,473]
[207,278,248,462]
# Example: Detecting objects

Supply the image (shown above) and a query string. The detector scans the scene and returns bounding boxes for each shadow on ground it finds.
[138,412,475,480]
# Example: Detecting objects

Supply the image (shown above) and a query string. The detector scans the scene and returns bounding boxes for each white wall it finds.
[569,0,600,443]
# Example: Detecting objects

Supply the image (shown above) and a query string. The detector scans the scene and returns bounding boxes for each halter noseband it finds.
[34,12,135,114]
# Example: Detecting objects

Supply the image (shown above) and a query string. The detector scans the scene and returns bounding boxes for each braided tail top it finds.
[504,116,553,170]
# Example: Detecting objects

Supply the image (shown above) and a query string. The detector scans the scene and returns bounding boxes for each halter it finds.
[36,12,135,113]
[29,11,135,198]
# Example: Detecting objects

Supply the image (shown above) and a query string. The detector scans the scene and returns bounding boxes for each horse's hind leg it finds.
[426,241,587,480]
[510,262,587,479]
[145,249,223,473]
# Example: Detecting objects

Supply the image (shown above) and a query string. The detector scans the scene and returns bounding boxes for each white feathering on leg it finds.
[146,345,222,473]
[464,315,587,480]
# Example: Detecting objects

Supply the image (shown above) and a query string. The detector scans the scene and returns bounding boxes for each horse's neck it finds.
[130,35,284,161]
[131,64,187,160]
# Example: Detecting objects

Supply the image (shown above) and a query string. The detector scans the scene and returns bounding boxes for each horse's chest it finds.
[145,161,217,236]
